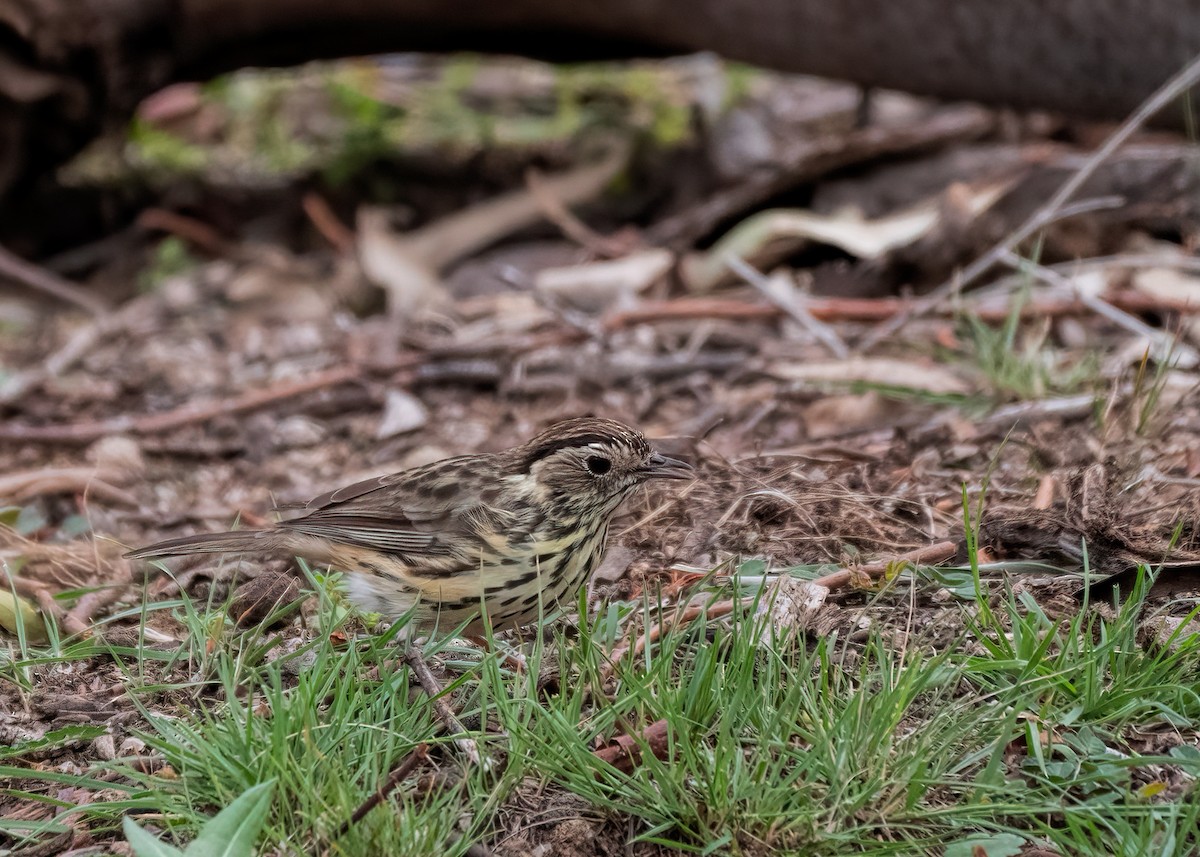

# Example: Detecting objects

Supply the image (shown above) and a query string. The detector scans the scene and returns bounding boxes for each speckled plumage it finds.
[127,417,692,635]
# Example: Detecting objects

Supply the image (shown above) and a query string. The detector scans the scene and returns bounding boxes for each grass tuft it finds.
[3,528,1200,854]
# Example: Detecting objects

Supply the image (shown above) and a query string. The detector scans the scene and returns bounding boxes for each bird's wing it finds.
[278,455,517,558]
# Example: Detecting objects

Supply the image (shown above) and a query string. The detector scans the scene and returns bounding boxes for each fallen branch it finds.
[593,718,671,774]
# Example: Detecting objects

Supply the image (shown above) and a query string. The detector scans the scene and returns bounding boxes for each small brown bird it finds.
[127,417,692,636]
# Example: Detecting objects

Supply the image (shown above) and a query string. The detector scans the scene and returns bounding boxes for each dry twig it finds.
[808,540,957,591]
[0,244,108,315]
[404,646,484,768]
[724,255,849,358]
[137,208,236,257]
[602,289,1200,332]
[602,597,739,684]
[0,330,598,445]
[61,559,134,637]
[525,166,634,258]
[859,50,1200,350]
[302,192,356,255]
[0,364,365,445]
[332,743,429,840]
[1000,249,1200,366]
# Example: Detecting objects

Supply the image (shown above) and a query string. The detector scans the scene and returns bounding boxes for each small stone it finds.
[376,389,429,439]
[119,736,147,756]
[274,415,326,448]
[86,435,145,478]
[91,733,116,761]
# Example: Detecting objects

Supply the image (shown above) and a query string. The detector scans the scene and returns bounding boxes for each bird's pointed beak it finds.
[642,451,695,480]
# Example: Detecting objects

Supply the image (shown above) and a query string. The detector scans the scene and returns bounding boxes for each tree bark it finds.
[2,0,1199,205]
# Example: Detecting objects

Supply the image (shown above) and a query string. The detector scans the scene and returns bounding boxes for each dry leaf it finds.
[767,357,975,396]
[536,249,673,312]
[0,590,48,643]
[681,182,1006,293]
[1131,267,1200,340]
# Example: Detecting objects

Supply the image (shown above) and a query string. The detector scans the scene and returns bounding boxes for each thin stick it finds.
[525,166,630,258]
[864,55,1200,352]
[858,196,1124,350]
[404,646,484,768]
[0,467,137,507]
[0,331,590,445]
[810,540,957,590]
[302,192,356,255]
[0,244,109,316]
[602,287,1200,332]
[0,364,364,445]
[62,560,133,637]
[601,597,740,684]
[861,51,1200,351]
[1000,249,1200,365]
[332,743,429,839]
[137,208,235,257]
[724,255,849,358]
[982,251,1200,294]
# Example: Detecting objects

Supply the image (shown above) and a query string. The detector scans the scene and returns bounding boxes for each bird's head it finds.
[513,417,693,517]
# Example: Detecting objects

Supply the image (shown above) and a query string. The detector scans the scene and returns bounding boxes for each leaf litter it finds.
[2,53,1200,855]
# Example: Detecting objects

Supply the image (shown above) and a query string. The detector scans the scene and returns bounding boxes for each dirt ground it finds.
[3,55,1200,855]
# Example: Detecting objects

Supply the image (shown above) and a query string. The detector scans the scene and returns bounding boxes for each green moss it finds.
[138,236,199,293]
[127,120,210,175]
[721,62,761,111]
[99,56,727,191]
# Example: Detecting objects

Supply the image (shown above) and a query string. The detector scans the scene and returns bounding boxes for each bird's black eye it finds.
[586,455,612,475]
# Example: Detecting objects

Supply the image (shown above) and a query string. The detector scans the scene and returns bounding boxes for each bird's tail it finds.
[125,529,276,560]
